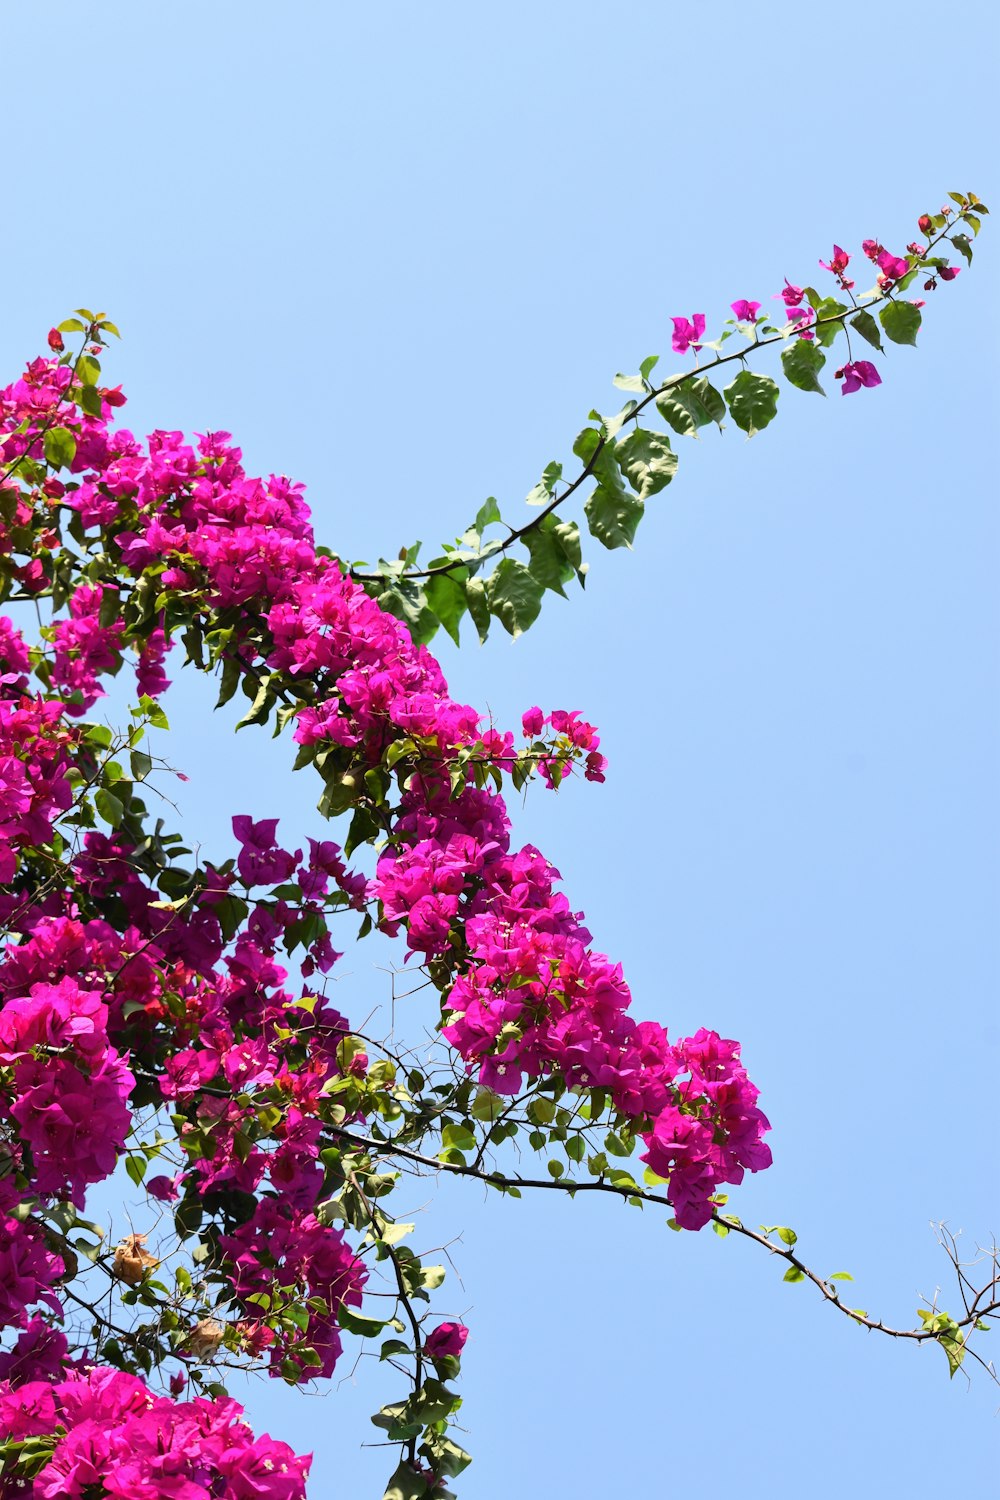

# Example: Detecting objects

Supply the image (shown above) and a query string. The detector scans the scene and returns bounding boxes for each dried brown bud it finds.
[187,1317,227,1358]
[112,1233,159,1287]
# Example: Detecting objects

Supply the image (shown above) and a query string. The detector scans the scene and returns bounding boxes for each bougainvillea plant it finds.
[0,191,995,1500]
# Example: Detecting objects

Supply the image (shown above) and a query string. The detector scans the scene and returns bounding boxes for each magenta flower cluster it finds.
[0,1367,309,1498]
[0,193,979,1490]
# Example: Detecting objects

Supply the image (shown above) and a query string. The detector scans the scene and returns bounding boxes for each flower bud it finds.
[112,1233,159,1287]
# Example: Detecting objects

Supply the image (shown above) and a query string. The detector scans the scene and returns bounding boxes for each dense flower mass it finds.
[0,194,981,1494]
[0,1367,310,1499]
[0,328,770,1490]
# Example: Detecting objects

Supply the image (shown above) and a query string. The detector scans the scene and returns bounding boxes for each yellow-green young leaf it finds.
[783,1266,805,1282]
[471,1087,504,1122]
[77,353,101,386]
[613,371,647,392]
[829,1271,854,1282]
[43,427,77,469]
[378,1221,415,1247]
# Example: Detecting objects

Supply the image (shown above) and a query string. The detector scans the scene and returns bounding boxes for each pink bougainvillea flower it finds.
[939,265,961,281]
[819,244,850,274]
[231,815,299,887]
[774,278,804,308]
[670,314,705,354]
[876,249,910,282]
[730,299,760,323]
[786,306,816,339]
[836,360,882,396]
[424,1321,469,1360]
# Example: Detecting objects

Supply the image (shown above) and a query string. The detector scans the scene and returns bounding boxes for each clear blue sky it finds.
[5,3,998,1493]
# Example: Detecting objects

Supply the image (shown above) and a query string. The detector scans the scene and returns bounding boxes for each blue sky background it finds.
[4,2,998,1493]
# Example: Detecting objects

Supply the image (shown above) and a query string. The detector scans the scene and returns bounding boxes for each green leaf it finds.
[421,1435,473,1479]
[77,354,101,387]
[724,370,780,436]
[584,486,644,550]
[383,1461,428,1500]
[464,577,490,643]
[781,340,826,396]
[917,1308,966,1376]
[572,427,624,494]
[43,427,77,469]
[552,519,585,583]
[522,514,575,596]
[130,749,152,780]
[136,694,169,730]
[879,301,921,347]
[376,579,437,645]
[80,384,103,417]
[783,1266,805,1283]
[57,317,87,334]
[94,788,124,828]
[811,297,847,348]
[615,428,678,499]
[655,376,725,437]
[471,1086,504,1122]
[440,1121,476,1154]
[215,656,241,709]
[234,677,275,731]
[379,1221,415,1247]
[829,1271,854,1282]
[473,496,502,532]
[776,1226,798,1247]
[484,559,543,638]
[525,460,563,507]
[425,567,468,646]
[613,370,647,392]
[125,1154,146,1187]
[850,310,884,353]
[337,1305,388,1339]
[639,354,660,382]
